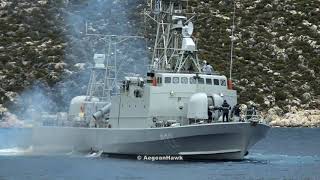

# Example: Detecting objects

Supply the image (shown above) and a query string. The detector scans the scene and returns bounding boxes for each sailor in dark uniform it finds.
[231,103,241,122]
[221,100,231,122]
[208,107,213,123]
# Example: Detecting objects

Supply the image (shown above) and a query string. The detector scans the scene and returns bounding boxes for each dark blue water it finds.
[0,128,319,180]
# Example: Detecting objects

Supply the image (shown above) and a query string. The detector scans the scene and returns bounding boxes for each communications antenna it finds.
[145,0,201,73]
[229,0,237,81]
[85,22,144,101]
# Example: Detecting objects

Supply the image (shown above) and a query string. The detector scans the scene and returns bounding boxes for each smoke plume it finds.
[6,0,148,121]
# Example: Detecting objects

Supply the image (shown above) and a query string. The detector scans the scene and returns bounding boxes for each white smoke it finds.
[5,0,148,121]
[57,0,148,108]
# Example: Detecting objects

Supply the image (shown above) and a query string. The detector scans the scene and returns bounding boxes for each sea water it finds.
[0,128,319,180]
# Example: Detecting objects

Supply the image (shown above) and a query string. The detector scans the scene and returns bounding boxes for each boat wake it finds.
[0,146,105,158]
[0,146,33,156]
[63,149,104,158]
[85,150,104,158]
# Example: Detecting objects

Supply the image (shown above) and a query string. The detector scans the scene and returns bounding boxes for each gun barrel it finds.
[93,103,111,120]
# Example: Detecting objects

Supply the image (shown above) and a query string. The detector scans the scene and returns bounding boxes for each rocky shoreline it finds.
[264,108,320,128]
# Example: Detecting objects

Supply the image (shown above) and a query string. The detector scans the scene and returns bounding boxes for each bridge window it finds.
[220,79,226,86]
[214,79,219,85]
[157,77,162,84]
[181,77,188,84]
[198,78,204,84]
[173,77,180,84]
[165,77,171,83]
[190,77,196,84]
[206,78,212,85]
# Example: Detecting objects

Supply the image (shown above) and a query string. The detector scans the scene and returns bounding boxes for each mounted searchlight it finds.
[181,22,196,52]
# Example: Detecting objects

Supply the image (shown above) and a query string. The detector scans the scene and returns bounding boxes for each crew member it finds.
[239,104,247,122]
[246,105,257,120]
[208,107,213,123]
[221,100,231,122]
[231,103,241,122]
[204,62,214,75]
[202,60,207,72]
[202,60,214,75]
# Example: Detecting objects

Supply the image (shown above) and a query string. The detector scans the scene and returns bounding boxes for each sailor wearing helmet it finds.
[202,60,214,75]
[202,60,207,72]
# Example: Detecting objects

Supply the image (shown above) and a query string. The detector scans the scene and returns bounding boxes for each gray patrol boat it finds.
[32,0,270,160]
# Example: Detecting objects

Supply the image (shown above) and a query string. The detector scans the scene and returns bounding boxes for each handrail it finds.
[243,114,266,123]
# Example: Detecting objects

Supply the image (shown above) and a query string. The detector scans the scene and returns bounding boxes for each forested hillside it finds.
[0,0,319,116]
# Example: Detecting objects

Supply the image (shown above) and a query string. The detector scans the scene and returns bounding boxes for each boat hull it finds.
[32,122,270,160]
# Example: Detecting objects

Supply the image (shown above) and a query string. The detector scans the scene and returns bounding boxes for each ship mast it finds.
[145,0,201,73]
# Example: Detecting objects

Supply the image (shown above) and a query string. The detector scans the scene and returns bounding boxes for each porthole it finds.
[165,77,171,83]
[173,77,179,84]
[181,77,188,84]
[190,77,196,84]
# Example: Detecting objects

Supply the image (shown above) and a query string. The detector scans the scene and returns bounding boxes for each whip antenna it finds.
[229,0,236,81]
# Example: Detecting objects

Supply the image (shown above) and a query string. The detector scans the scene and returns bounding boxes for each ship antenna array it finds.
[84,21,144,100]
[145,0,201,73]
[229,0,237,81]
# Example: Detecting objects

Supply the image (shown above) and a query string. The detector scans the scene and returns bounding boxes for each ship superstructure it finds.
[105,0,237,128]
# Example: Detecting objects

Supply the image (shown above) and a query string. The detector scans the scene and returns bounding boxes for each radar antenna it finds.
[145,0,201,73]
